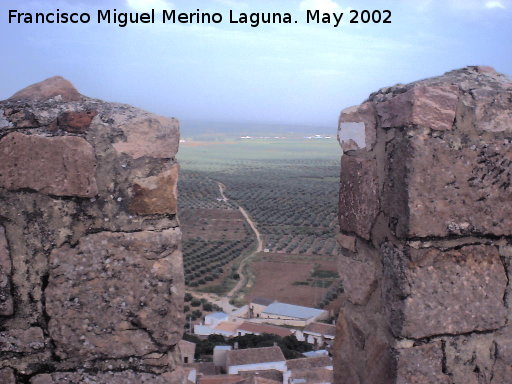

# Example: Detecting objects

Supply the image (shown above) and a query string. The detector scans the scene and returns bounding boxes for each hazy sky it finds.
[1,0,511,127]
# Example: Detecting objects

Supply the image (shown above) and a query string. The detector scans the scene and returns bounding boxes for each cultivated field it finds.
[178,137,342,311]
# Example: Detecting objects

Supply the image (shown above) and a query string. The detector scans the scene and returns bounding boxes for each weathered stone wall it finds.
[334,66,512,383]
[0,77,186,383]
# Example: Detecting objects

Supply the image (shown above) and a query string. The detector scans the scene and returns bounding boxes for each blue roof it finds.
[262,302,325,320]
[207,312,228,319]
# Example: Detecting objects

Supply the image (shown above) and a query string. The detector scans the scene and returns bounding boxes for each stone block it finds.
[45,229,183,360]
[0,328,45,353]
[0,132,98,198]
[383,244,507,339]
[339,155,379,240]
[129,164,179,215]
[397,342,449,384]
[338,256,377,305]
[112,114,179,159]
[444,333,499,384]
[471,87,512,132]
[385,135,512,238]
[377,85,459,130]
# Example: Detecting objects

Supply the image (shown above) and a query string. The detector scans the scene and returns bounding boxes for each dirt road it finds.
[218,182,263,298]
[186,183,263,314]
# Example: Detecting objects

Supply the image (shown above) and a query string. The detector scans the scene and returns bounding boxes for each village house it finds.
[286,356,333,384]
[259,302,328,327]
[249,297,275,318]
[236,321,293,338]
[195,319,242,338]
[302,322,336,348]
[225,346,287,375]
[205,312,229,327]
[179,339,197,364]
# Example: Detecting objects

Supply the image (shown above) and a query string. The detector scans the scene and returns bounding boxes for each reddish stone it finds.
[377,85,459,130]
[113,114,180,159]
[8,76,81,102]
[57,110,97,133]
[0,132,98,198]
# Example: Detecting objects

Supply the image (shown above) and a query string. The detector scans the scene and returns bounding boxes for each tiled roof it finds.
[262,302,325,320]
[215,321,242,333]
[237,322,293,338]
[186,362,219,375]
[199,375,246,384]
[226,346,285,367]
[241,377,281,384]
[240,370,283,382]
[290,367,334,383]
[251,297,274,306]
[303,322,337,337]
[286,356,333,370]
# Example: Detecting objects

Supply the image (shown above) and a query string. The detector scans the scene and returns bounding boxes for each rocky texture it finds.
[8,76,81,102]
[0,226,13,316]
[30,370,189,384]
[0,77,184,382]
[0,368,16,384]
[0,132,98,197]
[334,67,512,384]
[396,342,449,384]
[338,156,379,240]
[129,164,179,215]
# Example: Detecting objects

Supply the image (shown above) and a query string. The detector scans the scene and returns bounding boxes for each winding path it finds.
[218,182,263,298]
[187,183,263,314]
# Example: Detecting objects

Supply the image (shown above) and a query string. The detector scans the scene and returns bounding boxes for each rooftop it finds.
[303,322,337,337]
[290,367,334,383]
[286,356,333,370]
[262,302,325,320]
[198,375,245,384]
[207,312,229,320]
[215,321,242,333]
[226,346,285,367]
[240,370,283,382]
[238,322,293,338]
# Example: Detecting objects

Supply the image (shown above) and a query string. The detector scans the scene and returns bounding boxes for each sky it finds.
[0,0,511,127]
